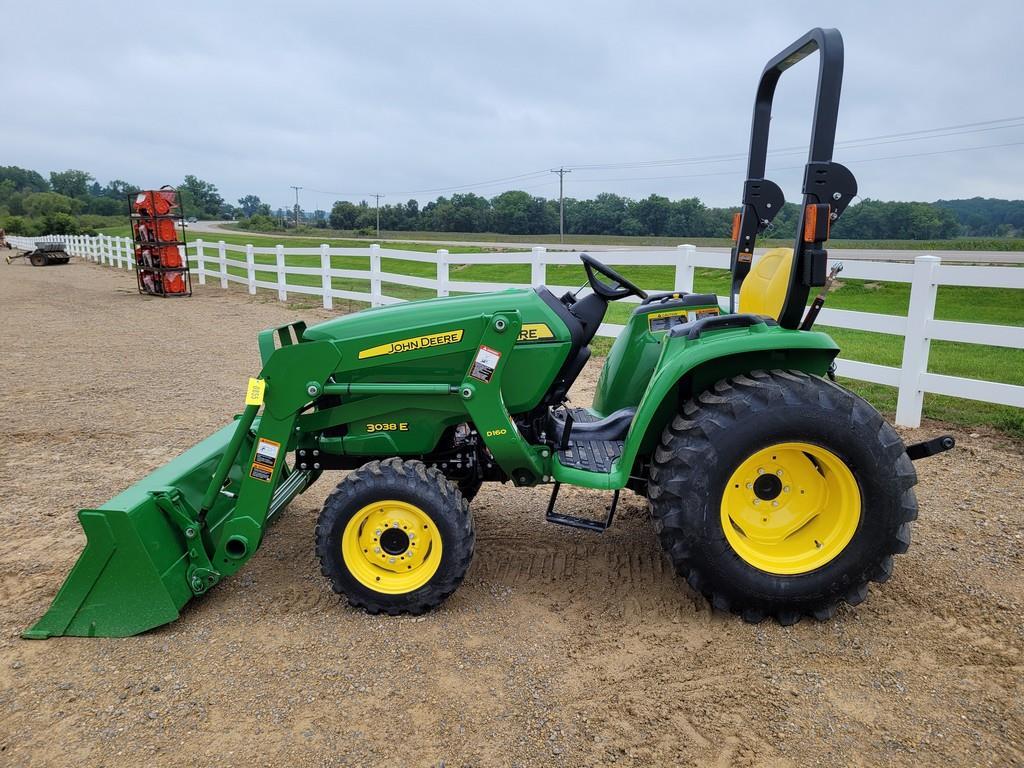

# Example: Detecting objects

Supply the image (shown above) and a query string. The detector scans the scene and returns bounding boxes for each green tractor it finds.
[26,28,952,639]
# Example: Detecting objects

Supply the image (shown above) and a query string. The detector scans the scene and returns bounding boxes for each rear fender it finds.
[617,324,839,481]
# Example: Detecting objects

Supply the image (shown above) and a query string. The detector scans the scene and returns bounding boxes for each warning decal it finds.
[254,438,281,469]
[469,345,501,383]
[249,463,273,482]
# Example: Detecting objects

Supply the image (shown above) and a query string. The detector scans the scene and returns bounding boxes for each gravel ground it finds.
[1,254,1022,767]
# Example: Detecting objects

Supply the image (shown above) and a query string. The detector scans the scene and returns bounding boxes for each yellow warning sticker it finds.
[517,323,555,342]
[245,377,266,406]
[647,309,690,332]
[358,329,464,359]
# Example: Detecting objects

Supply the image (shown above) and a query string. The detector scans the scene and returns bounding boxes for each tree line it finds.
[1,164,1021,240]
[323,192,982,240]
[0,167,229,236]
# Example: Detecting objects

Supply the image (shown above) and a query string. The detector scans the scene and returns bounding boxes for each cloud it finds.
[3,0,1021,209]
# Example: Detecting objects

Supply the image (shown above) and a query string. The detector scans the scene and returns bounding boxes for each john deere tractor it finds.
[26,28,952,639]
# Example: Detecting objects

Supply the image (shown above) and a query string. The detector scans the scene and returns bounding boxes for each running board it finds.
[544,482,619,533]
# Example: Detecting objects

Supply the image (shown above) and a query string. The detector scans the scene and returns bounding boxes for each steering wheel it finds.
[580,253,648,300]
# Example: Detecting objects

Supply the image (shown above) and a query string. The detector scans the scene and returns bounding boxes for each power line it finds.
[296,115,1024,202]
[566,138,1024,185]
[550,168,571,243]
[567,117,1024,172]
[370,193,383,238]
[289,185,302,227]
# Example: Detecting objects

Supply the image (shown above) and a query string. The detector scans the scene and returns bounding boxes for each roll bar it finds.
[729,28,858,329]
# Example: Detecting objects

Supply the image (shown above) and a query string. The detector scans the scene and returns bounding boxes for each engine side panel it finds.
[301,289,573,456]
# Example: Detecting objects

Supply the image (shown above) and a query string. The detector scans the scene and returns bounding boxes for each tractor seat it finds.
[738,247,794,320]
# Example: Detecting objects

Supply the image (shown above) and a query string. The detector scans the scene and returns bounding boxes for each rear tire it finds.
[316,458,474,615]
[648,369,917,625]
[29,253,48,266]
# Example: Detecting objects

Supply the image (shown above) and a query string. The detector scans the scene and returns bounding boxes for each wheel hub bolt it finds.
[757,468,765,475]
[776,470,783,477]
[772,501,779,507]
[784,486,791,493]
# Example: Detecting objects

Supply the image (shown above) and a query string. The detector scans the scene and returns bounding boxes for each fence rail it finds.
[8,233,1023,428]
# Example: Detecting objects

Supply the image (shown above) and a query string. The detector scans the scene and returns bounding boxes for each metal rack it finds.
[128,186,192,297]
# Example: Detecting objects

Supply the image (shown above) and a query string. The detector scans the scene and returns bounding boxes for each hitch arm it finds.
[906,435,955,461]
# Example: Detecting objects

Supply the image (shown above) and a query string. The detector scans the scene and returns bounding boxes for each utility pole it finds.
[290,185,302,228]
[371,193,383,238]
[550,168,571,243]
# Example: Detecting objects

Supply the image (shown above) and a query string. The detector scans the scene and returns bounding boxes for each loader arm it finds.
[25,309,553,638]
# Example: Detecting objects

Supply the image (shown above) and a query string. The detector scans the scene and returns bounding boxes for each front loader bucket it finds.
[24,422,252,639]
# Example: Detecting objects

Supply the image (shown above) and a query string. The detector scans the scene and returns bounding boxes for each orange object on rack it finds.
[132,190,177,216]
[157,245,182,268]
[155,219,178,242]
[162,272,187,294]
[130,186,191,297]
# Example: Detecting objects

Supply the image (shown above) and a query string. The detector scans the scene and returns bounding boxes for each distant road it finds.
[186,220,1024,264]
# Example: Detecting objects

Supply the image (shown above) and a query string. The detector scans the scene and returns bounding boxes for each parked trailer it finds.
[6,241,71,266]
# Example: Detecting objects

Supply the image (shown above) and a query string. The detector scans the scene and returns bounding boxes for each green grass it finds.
[99,229,1024,440]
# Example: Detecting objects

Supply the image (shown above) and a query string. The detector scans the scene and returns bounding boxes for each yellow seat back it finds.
[738,247,794,320]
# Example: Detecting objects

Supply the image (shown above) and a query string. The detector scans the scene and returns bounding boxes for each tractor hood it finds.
[303,288,543,343]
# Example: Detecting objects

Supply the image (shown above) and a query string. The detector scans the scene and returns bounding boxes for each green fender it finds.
[553,323,839,489]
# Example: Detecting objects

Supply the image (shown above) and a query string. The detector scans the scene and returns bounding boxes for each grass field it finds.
[100,229,1024,438]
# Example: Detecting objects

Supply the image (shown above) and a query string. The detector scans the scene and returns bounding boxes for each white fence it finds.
[9,233,1024,428]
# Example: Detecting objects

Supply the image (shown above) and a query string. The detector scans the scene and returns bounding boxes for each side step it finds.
[544,481,619,533]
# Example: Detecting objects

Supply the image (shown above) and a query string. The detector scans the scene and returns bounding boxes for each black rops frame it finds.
[729,27,858,329]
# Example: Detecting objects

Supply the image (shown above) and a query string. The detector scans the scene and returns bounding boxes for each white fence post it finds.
[112,236,121,268]
[531,246,546,287]
[276,244,287,301]
[178,244,186,276]
[675,244,696,293]
[99,235,106,265]
[369,243,382,306]
[218,240,228,289]
[245,244,256,294]
[320,244,333,310]
[436,249,450,297]
[195,239,206,285]
[895,254,941,427]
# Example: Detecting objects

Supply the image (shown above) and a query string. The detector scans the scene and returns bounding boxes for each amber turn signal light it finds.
[803,204,831,243]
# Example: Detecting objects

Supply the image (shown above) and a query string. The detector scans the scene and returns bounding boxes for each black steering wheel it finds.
[580,253,648,300]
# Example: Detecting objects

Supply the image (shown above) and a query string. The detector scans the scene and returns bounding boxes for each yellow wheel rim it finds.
[720,442,861,575]
[341,500,443,594]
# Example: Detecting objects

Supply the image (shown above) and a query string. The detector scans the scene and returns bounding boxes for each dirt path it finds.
[1,254,1022,767]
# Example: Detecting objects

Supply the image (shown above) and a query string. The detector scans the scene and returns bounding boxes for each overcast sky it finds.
[4,1,1022,211]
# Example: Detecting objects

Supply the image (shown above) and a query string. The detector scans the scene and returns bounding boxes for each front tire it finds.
[648,369,918,625]
[315,458,474,615]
